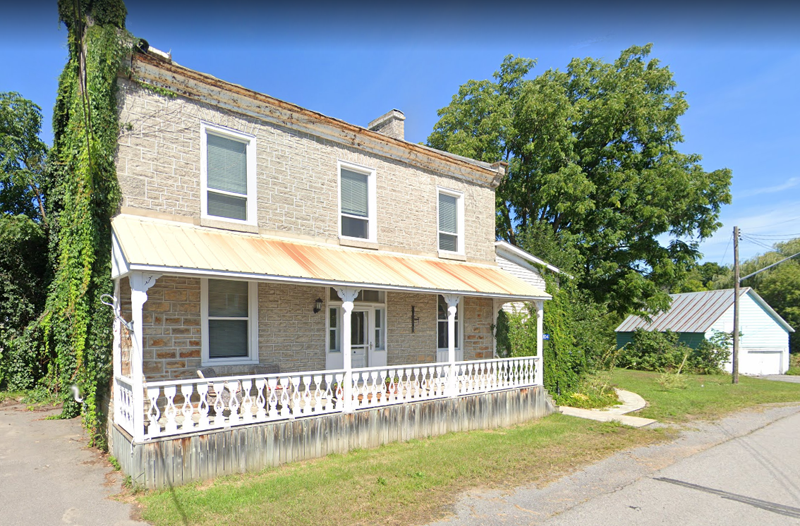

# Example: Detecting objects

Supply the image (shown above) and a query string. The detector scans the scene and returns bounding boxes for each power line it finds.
[719,232,732,265]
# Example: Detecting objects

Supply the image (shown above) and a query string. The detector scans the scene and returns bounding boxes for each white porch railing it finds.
[114,375,136,436]
[118,356,540,440]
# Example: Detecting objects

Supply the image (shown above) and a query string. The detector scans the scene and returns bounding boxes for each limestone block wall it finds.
[139,276,202,380]
[463,297,494,360]
[116,79,497,263]
[258,283,327,373]
[386,292,438,365]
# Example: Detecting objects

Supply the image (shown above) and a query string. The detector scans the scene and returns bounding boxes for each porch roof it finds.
[111,214,550,301]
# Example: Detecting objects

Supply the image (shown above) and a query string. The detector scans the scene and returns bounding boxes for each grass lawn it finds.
[133,370,800,526]
[611,369,800,422]
[135,415,665,526]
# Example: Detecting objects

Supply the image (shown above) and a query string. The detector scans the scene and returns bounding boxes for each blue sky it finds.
[3,1,799,265]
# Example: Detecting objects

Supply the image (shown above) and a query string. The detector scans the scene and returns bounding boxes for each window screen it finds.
[438,193,458,252]
[206,133,248,221]
[341,168,369,239]
[208,279,249,359]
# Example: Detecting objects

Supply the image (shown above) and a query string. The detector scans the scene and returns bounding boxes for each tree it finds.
[672,261,728,293]
[0,93,51,390]
[428,45,732,316]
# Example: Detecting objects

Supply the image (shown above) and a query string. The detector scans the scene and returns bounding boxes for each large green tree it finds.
[0,93,51,390]
[428,45,732,316]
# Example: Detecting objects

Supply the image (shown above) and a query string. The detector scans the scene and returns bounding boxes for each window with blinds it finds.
[438,191,460,252]
[207,279,250,359]
[202,124,255,224]
[340,167,370,239]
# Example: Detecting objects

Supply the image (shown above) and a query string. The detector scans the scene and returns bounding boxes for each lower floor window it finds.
[204,279,257,362]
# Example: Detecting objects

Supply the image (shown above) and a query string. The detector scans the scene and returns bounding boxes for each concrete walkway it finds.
[760,374,800,384]
[559,388,657,428]
[0,401,148,526]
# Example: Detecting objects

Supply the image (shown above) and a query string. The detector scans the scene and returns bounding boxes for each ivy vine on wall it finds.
[46,0,129,445]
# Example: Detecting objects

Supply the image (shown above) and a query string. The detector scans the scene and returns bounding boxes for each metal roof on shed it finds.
[615,288,794,333]
[111,214,550,300]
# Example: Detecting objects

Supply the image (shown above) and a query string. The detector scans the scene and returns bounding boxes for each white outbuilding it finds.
[616,288,794,376]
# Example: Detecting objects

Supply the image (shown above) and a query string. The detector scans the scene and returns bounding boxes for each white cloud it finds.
[738,177,800,198]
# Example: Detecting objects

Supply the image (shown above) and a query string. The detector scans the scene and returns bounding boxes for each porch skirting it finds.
[112,385,554,489]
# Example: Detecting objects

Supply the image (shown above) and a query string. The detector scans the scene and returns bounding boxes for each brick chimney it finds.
[368,109,405,141]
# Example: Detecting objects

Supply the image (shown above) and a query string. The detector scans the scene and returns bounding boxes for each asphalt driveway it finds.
[432,404,800,525]
[0,400,148,526]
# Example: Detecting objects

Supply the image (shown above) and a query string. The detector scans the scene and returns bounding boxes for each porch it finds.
[108,215,552,485]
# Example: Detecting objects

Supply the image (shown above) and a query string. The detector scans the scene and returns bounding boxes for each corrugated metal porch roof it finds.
[112,215,550,300]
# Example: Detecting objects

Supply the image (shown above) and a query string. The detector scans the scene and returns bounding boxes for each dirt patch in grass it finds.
[136,414,669,526]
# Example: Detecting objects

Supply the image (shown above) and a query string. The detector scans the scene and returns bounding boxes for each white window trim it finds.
[201,278,259,366]
[326,303,341,354]
[337,160,377,243]
[200,122,258,226]
[436,187,465,256]
[436,295,463,352]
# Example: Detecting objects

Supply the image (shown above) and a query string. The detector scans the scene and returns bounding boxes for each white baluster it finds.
[146,387,161,437]
[241,379,253,423]
[197,383,210,429]
[181,384,195,431]
[227,381,241,425]
[280,378,291,418]
[213,382,226,427]
[312,375,323,412]
[267,378,279,418]
[255,379,267,420]
[323,374,333,411]
[164,385,178,434]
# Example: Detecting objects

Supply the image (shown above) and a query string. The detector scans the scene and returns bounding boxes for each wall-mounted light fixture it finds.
[314,298,323,314]
[411,305,420,333]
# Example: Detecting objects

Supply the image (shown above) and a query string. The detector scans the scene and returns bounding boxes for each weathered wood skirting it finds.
[112,386,554,489]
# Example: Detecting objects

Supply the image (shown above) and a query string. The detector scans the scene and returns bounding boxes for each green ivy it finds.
[45,0,128,445]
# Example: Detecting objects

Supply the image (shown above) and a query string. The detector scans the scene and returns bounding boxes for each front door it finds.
[351,309,369,368]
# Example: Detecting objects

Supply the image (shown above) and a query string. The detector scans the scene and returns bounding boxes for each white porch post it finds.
[129,271,160,442]
[336,287,360,412]
[535,300,544,386]
[443,294,461,397]
[112,279,122,428]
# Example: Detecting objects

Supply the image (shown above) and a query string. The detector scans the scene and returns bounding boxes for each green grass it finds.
[136,415,665,526]
[611,369,800,422]
[0,388,61,409]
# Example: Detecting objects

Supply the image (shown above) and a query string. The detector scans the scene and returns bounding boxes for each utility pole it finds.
[732,225,740,385]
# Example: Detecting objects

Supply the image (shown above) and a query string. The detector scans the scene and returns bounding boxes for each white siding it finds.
[495,252,545,315]
[706,291,791,375]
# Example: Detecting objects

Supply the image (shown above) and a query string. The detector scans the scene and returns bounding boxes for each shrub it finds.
[618,328,731,374]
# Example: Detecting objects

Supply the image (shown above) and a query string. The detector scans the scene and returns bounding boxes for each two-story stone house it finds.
[108,44,552,487]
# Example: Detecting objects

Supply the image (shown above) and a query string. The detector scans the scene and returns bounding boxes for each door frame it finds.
[326,296,387,370]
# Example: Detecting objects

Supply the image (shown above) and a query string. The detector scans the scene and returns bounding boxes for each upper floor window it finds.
[339,161,376,241]
[201,123,257,225]
[438,188,464,254]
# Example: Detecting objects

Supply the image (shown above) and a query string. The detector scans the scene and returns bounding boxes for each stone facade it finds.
[134,280,500,379]
[137,276,202,380]
[258,283,327,373]
[116,78,497,263]
[386,292,438,365]
[463,297,494,360]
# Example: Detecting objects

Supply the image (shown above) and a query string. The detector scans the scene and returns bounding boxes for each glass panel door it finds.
[351,309,369,368]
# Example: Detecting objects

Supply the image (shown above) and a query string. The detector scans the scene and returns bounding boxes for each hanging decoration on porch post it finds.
[411,306,420,333]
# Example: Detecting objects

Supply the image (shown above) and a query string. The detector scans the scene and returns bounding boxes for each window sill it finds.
[339,237,380,250]
[200,217,259,233]
[438,250,467,261]
[201,358,259,367]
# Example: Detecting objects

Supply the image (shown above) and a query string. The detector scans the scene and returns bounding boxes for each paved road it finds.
[0,401,147,526]
[432,404,800,525]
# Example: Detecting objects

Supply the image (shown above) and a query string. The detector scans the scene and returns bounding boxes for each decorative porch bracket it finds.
[335,287,360,413]
[442,294,461,398]
[129,271,160,441]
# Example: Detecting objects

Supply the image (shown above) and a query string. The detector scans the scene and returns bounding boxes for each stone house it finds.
[108,44,553,487]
